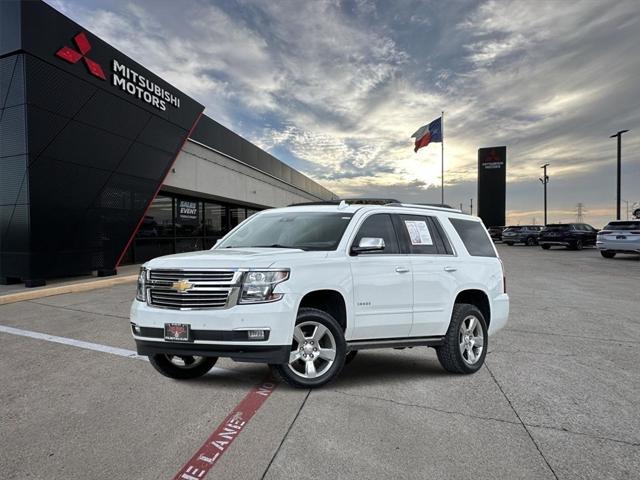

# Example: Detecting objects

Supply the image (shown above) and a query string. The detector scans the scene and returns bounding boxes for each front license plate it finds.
[164,323,191,342]
[616,235,627,240]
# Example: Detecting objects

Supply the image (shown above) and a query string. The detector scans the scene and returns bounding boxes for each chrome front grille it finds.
[149,269,236,284]
[147,269,239,310]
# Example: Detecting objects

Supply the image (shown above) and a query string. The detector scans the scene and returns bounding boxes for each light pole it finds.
[539,163,550,225]
[610,130,629,220]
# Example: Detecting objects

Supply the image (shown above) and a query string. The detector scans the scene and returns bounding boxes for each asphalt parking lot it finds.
[1,245,638,480]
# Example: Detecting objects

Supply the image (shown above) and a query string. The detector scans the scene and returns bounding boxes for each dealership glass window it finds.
[176,238,203,253]
[205,202,228,236]
[124,192,264,264]
[134,239,174,261]
[137,195,173,238]
[230,207,247,228]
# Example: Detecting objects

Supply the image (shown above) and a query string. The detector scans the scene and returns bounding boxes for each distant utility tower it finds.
[575,203,587,222]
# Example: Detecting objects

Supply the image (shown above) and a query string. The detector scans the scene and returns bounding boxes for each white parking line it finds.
[0,324,238,375]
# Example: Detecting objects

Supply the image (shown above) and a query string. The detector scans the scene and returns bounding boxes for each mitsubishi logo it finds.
[171,279,194,293]
[55,32,106,80]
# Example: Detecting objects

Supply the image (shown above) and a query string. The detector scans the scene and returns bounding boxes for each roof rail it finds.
[342,198,401,205]
[385,202,463,213]
[287,201,341,206]
[288,198,400,207]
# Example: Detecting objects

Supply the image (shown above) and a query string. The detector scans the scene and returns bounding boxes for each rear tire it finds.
[270,308,346,388]
[572,239,584,250]
[541,244,551,250]
[148,354,218,380]
[436,303,488,374]
[526,237,536,246]
[601,251,616,258]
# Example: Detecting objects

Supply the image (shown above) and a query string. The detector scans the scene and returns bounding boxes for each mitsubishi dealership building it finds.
[0,0,336,286]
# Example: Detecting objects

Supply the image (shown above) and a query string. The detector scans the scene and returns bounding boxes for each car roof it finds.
[260,202,474,219]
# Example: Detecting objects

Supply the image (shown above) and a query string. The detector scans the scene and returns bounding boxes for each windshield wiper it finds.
[252,244,301,249]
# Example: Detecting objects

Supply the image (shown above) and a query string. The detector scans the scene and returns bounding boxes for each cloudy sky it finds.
[48,0,640,226]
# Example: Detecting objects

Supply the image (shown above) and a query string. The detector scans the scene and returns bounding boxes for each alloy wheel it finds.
[287,321,337,379]
[458,315,484,365]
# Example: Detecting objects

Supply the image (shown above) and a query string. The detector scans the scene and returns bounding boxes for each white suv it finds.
[130,202,509,388]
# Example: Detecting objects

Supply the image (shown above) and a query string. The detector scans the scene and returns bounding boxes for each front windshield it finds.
[216,212,354,251]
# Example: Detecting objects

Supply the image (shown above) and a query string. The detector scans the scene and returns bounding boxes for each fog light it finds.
[247,330,265,340]
[131,324,141,335]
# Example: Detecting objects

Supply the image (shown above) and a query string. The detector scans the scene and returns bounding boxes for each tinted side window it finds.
[449,219,496,257]
[352,214,399,254]
[396,215,438,254]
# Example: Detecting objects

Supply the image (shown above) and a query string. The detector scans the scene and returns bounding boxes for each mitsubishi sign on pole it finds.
[477,147,507,228]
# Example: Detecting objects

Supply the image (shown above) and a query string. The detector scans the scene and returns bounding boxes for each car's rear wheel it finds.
[601,250,616,258]
[572,239,584,250]
[148,354,218,379]
[436,303,487,374]
[270,308,346,388]
[541,244,551,249]
[526,237,536,246]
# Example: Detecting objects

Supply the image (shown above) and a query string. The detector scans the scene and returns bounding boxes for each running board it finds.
[346,336,444,352]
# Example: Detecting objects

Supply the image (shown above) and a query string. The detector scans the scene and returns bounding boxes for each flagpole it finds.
[441,110,444,205]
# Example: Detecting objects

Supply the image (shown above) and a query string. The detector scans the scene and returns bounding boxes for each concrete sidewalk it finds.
[0,264,140,305]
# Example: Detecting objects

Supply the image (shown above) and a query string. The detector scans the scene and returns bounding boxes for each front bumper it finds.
[135,339,289,363]
[130,294,299,362]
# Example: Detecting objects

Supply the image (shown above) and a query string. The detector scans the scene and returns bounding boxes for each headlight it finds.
[239,270,289,304]
[136,267,147,302]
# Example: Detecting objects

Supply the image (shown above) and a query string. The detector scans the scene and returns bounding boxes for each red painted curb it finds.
[173,376,277,480]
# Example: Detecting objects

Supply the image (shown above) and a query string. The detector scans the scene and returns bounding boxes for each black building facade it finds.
[0,0,333,286]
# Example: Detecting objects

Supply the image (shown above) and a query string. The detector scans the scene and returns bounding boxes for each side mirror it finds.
[352,237,385,254]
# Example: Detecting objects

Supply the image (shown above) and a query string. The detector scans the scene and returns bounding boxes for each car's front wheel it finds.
[270,308,346,388]
[601,250,616,258]
[541,244,551,250]
[148,354,218,379]
[526,237,536,246]
[436,303,488,374]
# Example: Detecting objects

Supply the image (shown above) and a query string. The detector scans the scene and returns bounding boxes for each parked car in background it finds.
[539,223,598,250]
[501,225,544,246]
[488,226,506,242]
[596,220,640,258]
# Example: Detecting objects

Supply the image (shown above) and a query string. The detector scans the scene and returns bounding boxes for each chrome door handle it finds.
[395,267,410,273]
[444,266,457,272]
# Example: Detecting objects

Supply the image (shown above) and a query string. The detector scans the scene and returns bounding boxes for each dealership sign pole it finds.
[609,129,629,220]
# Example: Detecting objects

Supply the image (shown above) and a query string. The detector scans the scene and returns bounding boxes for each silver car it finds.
[596,220,640,258]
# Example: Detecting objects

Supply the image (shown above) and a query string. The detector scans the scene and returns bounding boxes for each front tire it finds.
[526,237,536,246]
[148,354,218,379]
[505,242,514,246]
[436,304,488,374]
[541,244,551,250]
[601,250,616,258]
[270,308,346,388]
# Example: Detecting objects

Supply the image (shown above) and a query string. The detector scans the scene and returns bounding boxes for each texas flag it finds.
[411,117,442,153]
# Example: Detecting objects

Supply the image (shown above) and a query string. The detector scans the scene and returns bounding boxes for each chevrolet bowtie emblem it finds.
[171,279,193,293]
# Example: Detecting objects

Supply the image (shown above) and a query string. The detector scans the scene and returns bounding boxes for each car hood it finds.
[144,247,315,269]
